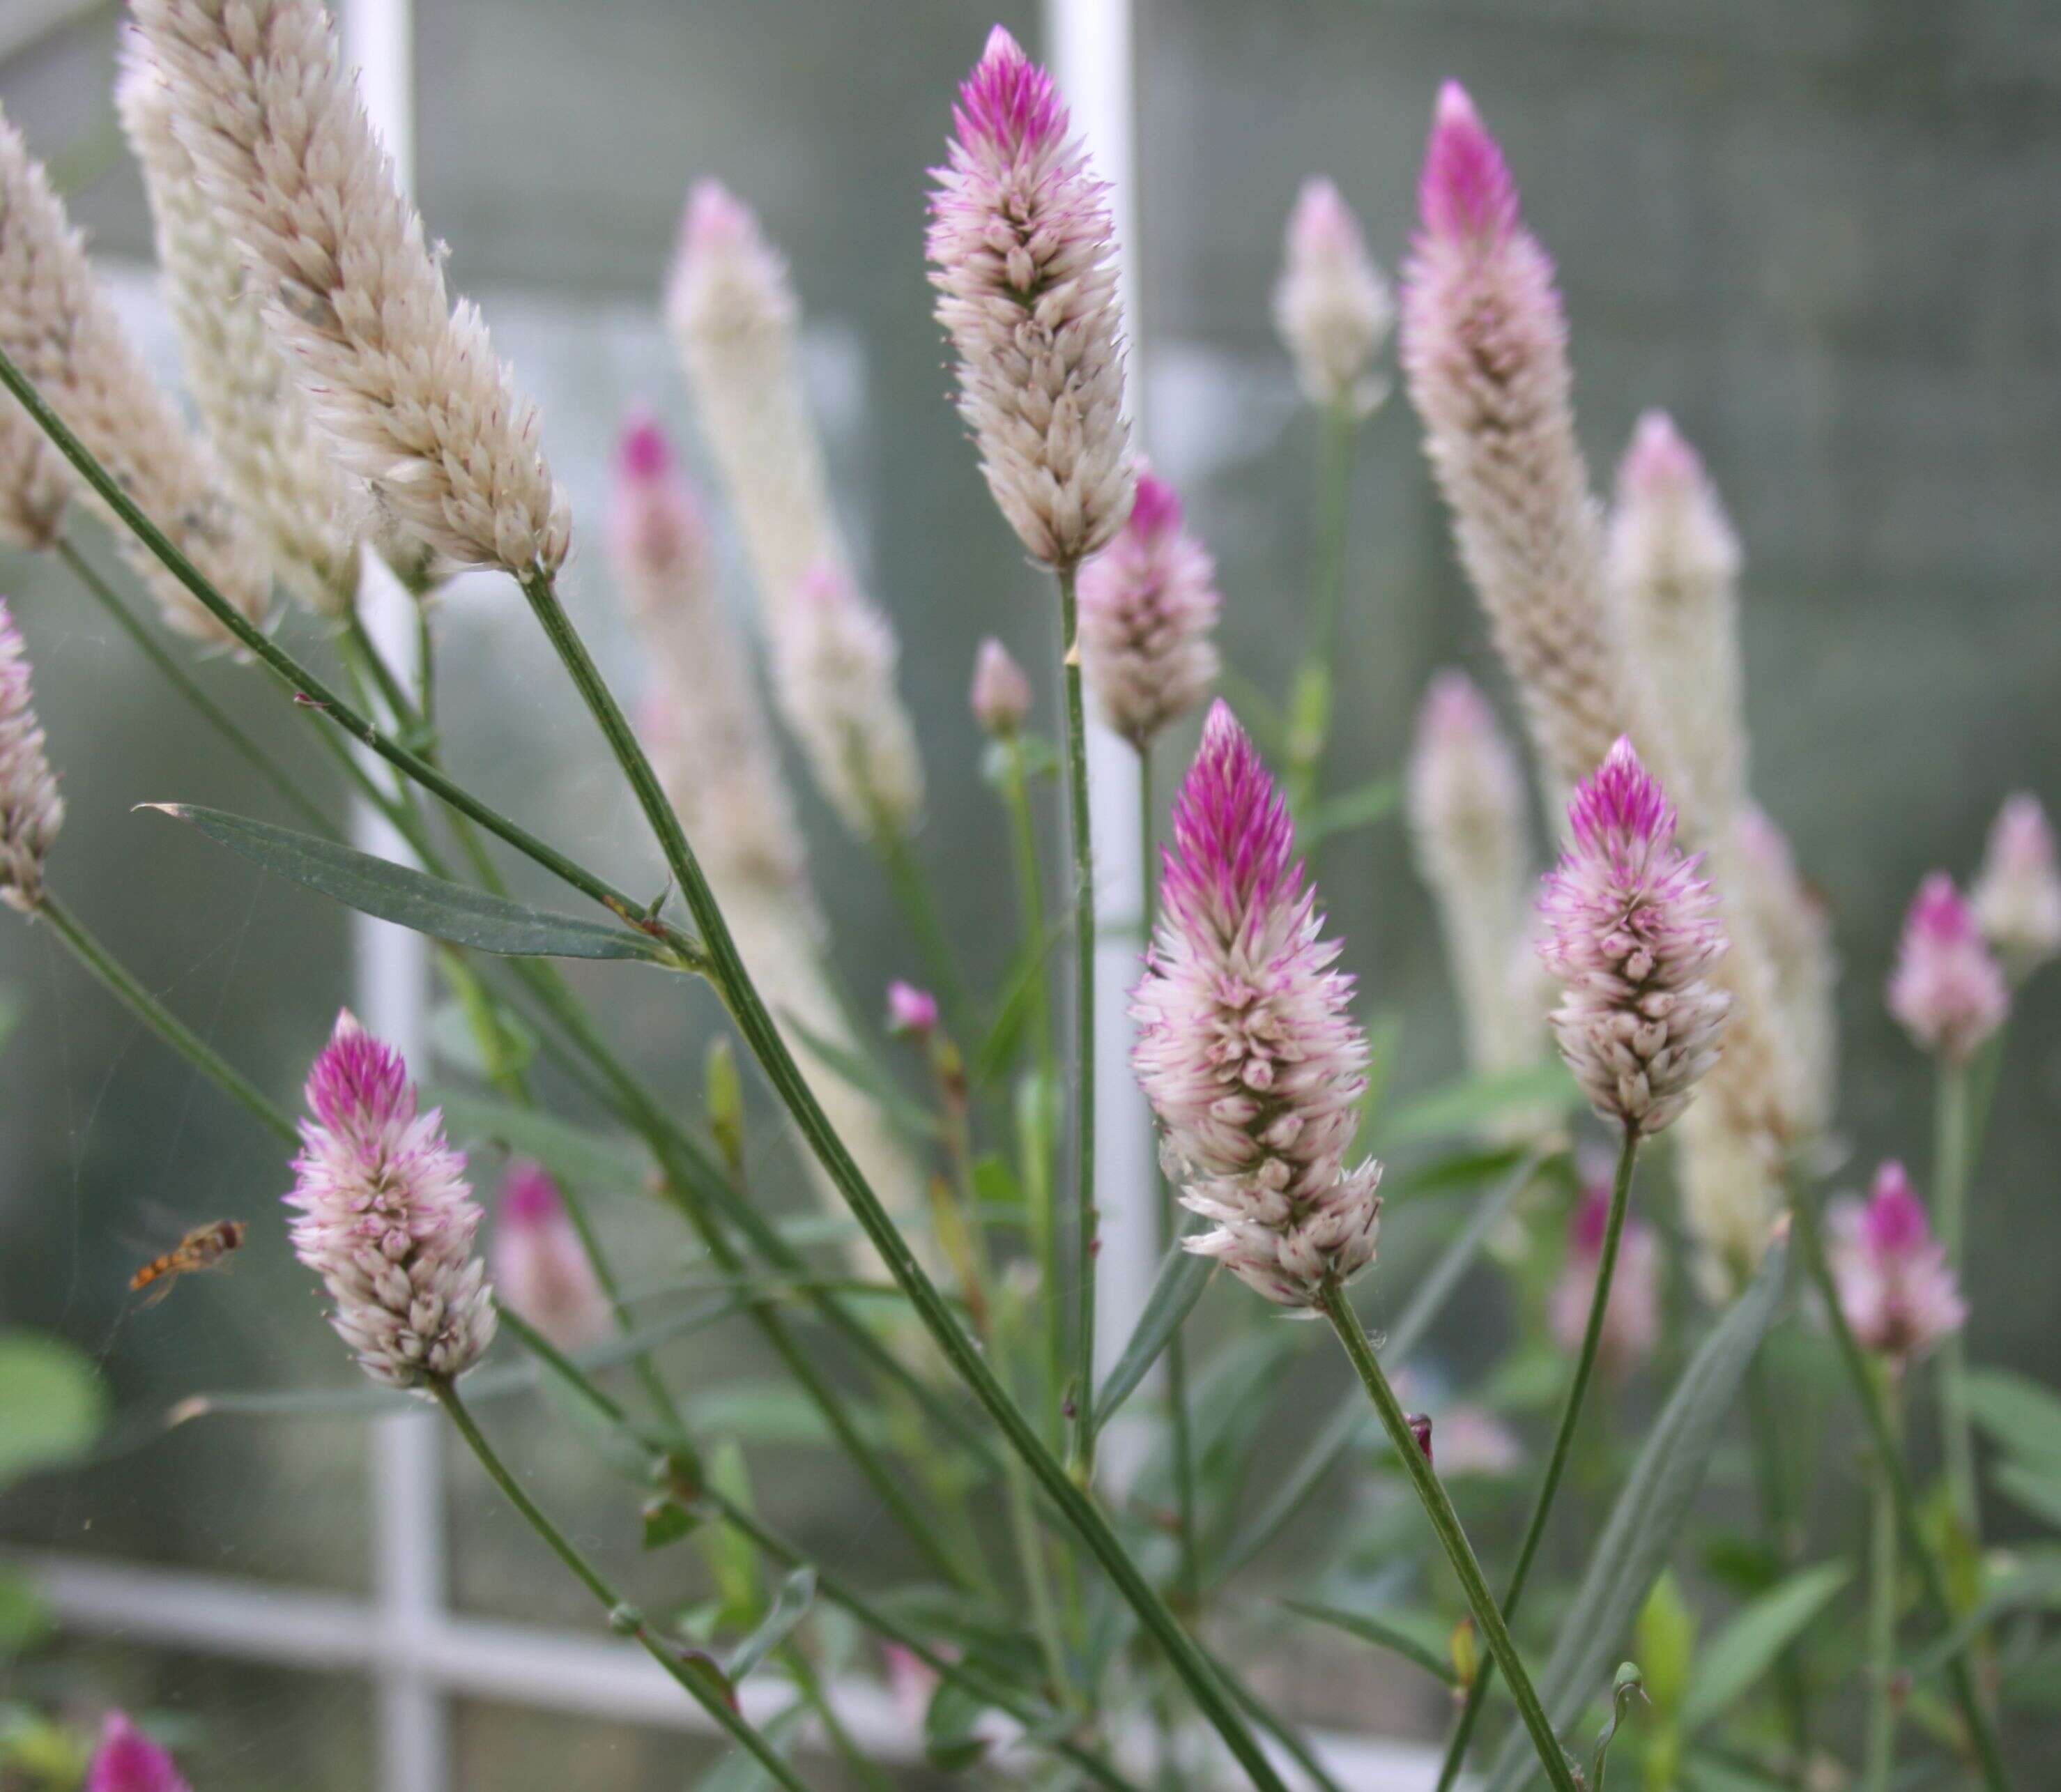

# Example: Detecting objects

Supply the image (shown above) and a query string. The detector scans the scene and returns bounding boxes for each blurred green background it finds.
[1,0,2056,1785]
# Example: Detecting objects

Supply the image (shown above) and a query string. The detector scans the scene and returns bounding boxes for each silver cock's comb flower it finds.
[286,1011,494,1388]
[1538,737,1730,1135]
[0,599,61,914]
[1971,793,2061,981]
[1075,468,1220,747]
[1827,1161,1966,1366]
[86,1713,189,1792]
[1549,1178,1662,1374]
[1400,82,1625,798]
[1887,873,2008,1061]
[927,26,1134,568]
[1132,702,1382,1305]
[1272,177,1393,417]
[492,1162,610,1354]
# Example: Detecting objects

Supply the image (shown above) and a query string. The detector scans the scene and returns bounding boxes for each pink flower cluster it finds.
[492,1162,611,1353]
[1548,1182,1662,1374]
[1886,873,2007,1062]
[1538,739,1730,1135]
[86,1714,188,1792]
[286,1011,495,1388]
[926,27,1133,568]
[1827,1163,1966,1365]
[1131,703,1382,1305]
[1075,469,1221,748]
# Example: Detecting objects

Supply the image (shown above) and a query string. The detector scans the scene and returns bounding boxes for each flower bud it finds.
[493,1162,611,1352]
[970,637,1031,738]
[1827,1162,1966,1365]
[886,981,940,1039]
[86,1713,189,1792]
[1971,793,2061,981]
[1887,873,2007,1062]
[1273,177,1393,417]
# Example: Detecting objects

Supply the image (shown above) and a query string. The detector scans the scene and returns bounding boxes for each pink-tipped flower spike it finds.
[1273,178,1394,418]
[491,1162,610,1354]
[1827,1162,1966,1366]
[286,1011,495,1388]
[1549,1182,1662,1374]
[1407,671,1542,1080]
[1539,738,1731,1136]
[1887,873,2008,1062]
[1131,702,1383,1305]
[1729,804,1839,1138]
[1075,468,1221,748]
[970,637,1032,738]
[0,601,62,914]
[886,981,940,1039]
[86,1713,190,1792]
[928,26,1135,569]
[772,562,924,838]
[1972,794,2061,981]
[1401,83,1625,798]
[1606,412,1747,843]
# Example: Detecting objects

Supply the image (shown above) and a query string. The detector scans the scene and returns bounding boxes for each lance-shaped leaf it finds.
[1680,1561,1851,1732]
[726,1568,818,1682]
[1280,1595,1458,1685]
[146,804,677,964]
[1091,1237,1215,1436]
[1482,1240,1789,1791]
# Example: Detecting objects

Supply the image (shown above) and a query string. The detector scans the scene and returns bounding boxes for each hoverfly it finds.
[128,1220,246,1305]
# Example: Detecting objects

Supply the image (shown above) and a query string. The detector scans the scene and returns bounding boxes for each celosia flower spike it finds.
[1971,793,2061,981]
[132,0,569,578]
[1132,702,1382,1305]
[86,1713,190,1792]
[286,1011,495,1388]
[1075,468,1220,747]
[1400,82,1625,796]
[927,26,1135,568]
[0,108,268,641]
[1272,178,1393,417]
[1538,737,1730,1135]
[1887,873,2007,1062]
[970,637,1031,737]
[491,1162,610,1352]
[1827,1162,1966,1365]
[1549,1180,1661,1374]
[0,600,61,913]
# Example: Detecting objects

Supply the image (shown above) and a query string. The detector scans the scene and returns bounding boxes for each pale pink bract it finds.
[1827,1162,1966,1365]
[493,1162,611,1354]
[85,1714,189,1792]
[1886,873,2007,1062]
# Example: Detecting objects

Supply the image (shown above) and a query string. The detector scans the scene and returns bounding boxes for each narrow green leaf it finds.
[1992,1461,2061,1533]
[1680,1561,1850,1731]
[1482,1241,1788,1792]
[431,1089,650,1191]
[148,804,676,963]
[781,1011,937,1144]
[1091,1240,1215,1435]
[971,919,1069,1089]
[694,1701,806,1792]
[1907,1547,2061,1679]
[641,1496,700,1549]
[0,1334,107,1490]
[726,1568,817,1683]
[1379,1060,1580,1147]
[1966,1368,2061,1474]
[1300,774,1402,847]
[1280,1596,1458,1685]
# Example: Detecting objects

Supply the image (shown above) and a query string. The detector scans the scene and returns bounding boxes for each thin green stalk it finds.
[1316,1276,1581,1792]
[429,1379,816,1792]
[54,539,337,838]
[509,565,1289,1792]
[1285,399,1355,818]
[339,608,415,730]
[1139,747,1197,1606]
[1933,1058,1979,1537]
[1864,1372,1902,1792]
[36,891,297,1146]
[1432,1128,1639,1791]
[875,818,969,1033]
[1746,1351,1813,1782]
[0,339,698,967]
[784,1647,897,1792]
[1055,565,1098,1479]
[1790,1182,2011,1791]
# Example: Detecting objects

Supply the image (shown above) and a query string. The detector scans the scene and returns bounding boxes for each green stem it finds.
[340,608,415,729]
[35,891,297,1145]
[1864,1372,1902,1792]
[429,1379,816,1792]
[1285,400,1355,818]
[54,539,338,839]
[1317,1276,1581,1792]
[1746,1351,1813,1782]
[875,818,970,1034]
[1933,1058,1979,1537]
[785,1646,896,1792]
[1433,1128,1639,1791]
[1790,1183,2011,1791]
[1055,565,1098,1480]
[509,565,1288,1792]
[1138,746,1198,1607]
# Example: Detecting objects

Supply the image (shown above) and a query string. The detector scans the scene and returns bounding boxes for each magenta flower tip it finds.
[1419,79,1519,246]
[500,1161,562,1227]
[1572,1186,1612,1255]
[1566,736,1677,859]
[618,410,672,482]
[681,178,755,256]
[886,981,940,1037]
[1863,1162,1927,1255]
[1829,1159,1965,1363]
[86,1713,189,1792]
[953,25,1066,158]
[1126,468,1183,537]
[1618,410,1702,500]
[303,1009,412,1142]
[1887,871,2008,1060]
